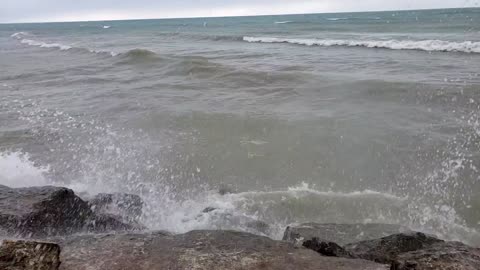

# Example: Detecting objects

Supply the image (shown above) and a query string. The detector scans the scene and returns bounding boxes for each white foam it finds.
[274,21,293,24]
[19,38,72,50]
[326,18,348,21]
[103,25,111,29]
[11,32,117,56]
[243,36,480,54]
[0,152,50,188]
[11,32,71,51]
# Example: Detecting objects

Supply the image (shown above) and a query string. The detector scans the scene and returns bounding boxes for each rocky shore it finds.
[1,184,479,270]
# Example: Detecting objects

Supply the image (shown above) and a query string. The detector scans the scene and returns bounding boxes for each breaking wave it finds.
[243,36,480,53]
[10,32,163,61]
[11,32,115,56]
[115,49,162,64]
[11,32,72,51]
[0,152,50,188]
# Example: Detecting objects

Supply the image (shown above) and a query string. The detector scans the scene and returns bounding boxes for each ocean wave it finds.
[243,36,480,53]
[11,32,116,56]
[274,21,293,24]
[117,49,157,59]
[326,18,348,21]
[11,32,72,51]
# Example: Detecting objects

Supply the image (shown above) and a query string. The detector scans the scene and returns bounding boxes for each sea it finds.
[1,8,479,245]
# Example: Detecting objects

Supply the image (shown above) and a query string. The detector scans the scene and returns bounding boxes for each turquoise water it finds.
[1,8,480,245]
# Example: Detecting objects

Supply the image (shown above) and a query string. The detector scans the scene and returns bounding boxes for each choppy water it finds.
[1,8,480,245]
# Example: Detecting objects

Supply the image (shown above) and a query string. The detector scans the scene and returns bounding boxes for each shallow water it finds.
[0,8,479,245]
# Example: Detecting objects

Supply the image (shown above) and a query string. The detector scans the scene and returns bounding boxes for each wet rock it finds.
[0,185,91,237]
[245,220,271,235]
[202,207,217,213]
[88,193,143,224]
[0,185,140,237]
[196,208,271,235]
[392,241,480,270]
[283,223,409,246]
[0,240,60,270]
[302,237,353,258]
[57,230,388,270]
[344,232,443,264]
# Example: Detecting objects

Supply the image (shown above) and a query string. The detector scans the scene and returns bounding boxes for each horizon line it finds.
[0,6,477,25]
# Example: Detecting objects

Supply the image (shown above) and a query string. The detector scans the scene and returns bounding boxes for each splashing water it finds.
[0,95,479,245]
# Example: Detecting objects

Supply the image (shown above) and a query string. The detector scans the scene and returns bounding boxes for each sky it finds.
[1,0,478,23]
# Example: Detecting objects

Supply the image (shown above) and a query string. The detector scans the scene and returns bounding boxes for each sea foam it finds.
[243,36,480,53]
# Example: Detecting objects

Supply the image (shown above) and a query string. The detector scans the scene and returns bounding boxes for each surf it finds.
[243,36,480,54]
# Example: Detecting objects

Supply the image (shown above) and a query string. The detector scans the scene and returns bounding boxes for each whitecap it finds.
[243,36,480,54]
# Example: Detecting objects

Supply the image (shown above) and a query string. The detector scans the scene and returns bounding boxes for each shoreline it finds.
[1,184,479,269]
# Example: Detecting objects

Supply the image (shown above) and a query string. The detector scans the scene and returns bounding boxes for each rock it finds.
[202,207,217,213]
[57,230,388,270]
[283,223,409,246]
[0,185,91,237]
[392,241,480,270]
[302,237,353,258]
[196,208,271,235]
[344,232,443,264]
[0,185,140,237]
[245,220,271,235]
[88,193,144,225]
[0,240,61,270]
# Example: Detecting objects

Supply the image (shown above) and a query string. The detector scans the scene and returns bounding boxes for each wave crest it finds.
[116,49,161,63]
[243,36,480,54]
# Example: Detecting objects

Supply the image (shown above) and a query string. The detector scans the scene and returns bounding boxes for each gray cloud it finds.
[1,0,477,23]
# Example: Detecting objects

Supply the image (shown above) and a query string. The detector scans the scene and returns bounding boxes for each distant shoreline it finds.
[1,6,478,25]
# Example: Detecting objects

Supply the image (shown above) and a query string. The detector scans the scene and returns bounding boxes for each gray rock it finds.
[283,223,409,246]
[344,232,443,264]
[0,185,140,237]
[57,230,388,270]
[392,241,480,270]
[302,237,353,258]
[202,207,217,213]
[0,240,61,270]
[195,209,271,235]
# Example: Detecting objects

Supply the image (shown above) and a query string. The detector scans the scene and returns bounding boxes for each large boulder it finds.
[0,185,139,237]
[392,241,480,270]
[283,223,409,246]
[0,240,61,270]
[344,232,444,264]
[57,230,388,270]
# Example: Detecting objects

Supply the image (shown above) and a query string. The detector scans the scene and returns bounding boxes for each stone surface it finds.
[344,232,444,264]
[0,240,60,270]
[0,185,139,237]
[283,223,409,246]
[302,237,353,258]
[392,241,480,270]
[57,230,388,270]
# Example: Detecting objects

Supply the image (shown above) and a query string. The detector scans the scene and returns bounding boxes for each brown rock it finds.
[283,223,409,246]
[0,240,60,270]
[392,241,480,270]
[57,230,388,270]
[344,232,443,264]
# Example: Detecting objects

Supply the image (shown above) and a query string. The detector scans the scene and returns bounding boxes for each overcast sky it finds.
[1,0,477,23]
